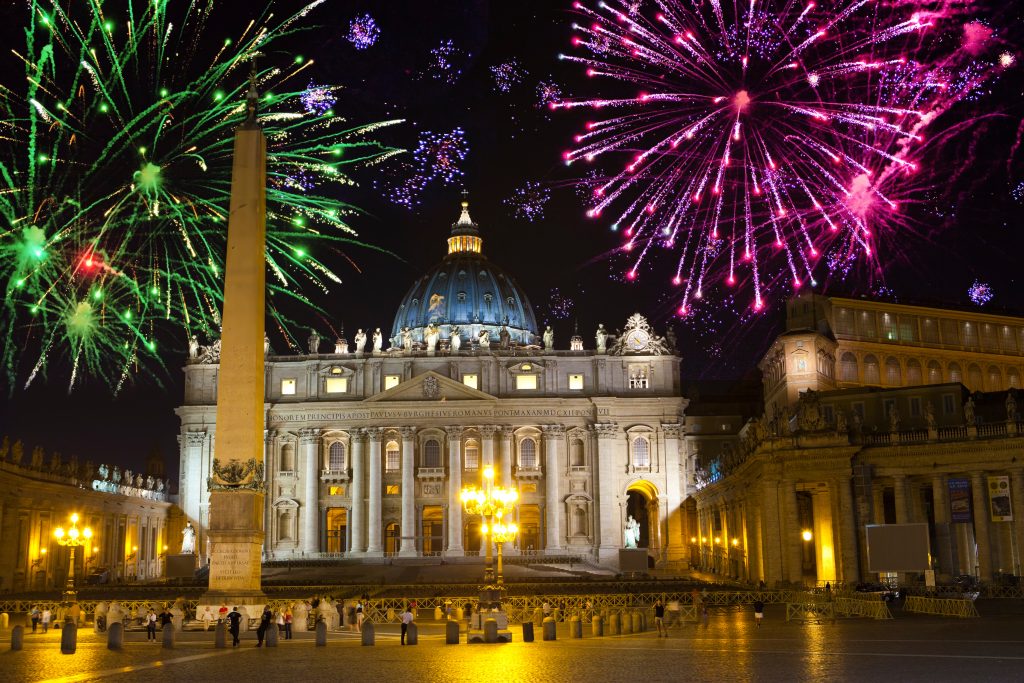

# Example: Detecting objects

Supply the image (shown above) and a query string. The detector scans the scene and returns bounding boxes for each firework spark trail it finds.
[0,0,403,390]
[555,0,1011,315]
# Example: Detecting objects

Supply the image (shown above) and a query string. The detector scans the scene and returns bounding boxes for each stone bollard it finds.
[107,622,124,650]
[361,622,375,646]
[61,621,77,655]
[621,611,633,634]
[162,624,175,649]
[434,606,443,621]
[315,621,327,646]
[569,616,582,639]
[532,607,544,627]
[542,617,556,641]
[445,620,460,644]
[215,621,226,648]
[484,618,498,643]
[632,611,642,633]
[407,622,418,645]
[266,623,279,647]
[11,625,24,651]
[522,621,535,642]
[608,612,621,636]
[552,608,561,623]
[1,613,8,629]
[591,614,603,637]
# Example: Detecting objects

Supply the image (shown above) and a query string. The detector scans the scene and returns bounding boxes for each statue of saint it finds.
[596,324,607,353]
[665,326,678,352]
[478,329,491,349]
[925,401,936,430]
[308,329,320,355]
[353,329,367,354]
[188,335,200,359]
[373,328,383,353]
[964,396,976,425]
[499,325,511,349]
[1007,390,1018,422]
[264,334,270,357]
[888,404,901,433]
[624,515,640,549]
[543,325,554,350]
[450,326,461,353]
[181,522,197,555]
[401,327,413,352]
[425,324,440,353]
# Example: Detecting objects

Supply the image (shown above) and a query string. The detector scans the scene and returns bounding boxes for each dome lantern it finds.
[447,189,482,255]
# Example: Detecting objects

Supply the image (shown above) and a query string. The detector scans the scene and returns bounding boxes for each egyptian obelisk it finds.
[204,68,267,602]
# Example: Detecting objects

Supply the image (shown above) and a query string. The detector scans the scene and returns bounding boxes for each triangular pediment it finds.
[364,371,496,403]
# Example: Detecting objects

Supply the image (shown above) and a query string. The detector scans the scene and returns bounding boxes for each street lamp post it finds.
[53,513,93,603]
[460,466,518,611]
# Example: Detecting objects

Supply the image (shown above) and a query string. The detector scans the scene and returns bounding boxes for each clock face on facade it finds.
[625,329,649,352]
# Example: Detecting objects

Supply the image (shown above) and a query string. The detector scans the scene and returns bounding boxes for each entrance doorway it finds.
[625,486,654,549]
[421,506,443,556]
[326,508,347,554]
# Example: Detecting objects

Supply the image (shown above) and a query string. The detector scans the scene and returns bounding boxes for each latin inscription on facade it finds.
[269,407,609,423]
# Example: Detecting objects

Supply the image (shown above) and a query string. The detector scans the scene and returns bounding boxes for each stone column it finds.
[932,475,954,580]
[1013,469,1024,577]
[782,480,803,585]
[182,431,208,542]
[498,428,513,487]
[811,490,836,583]
[594,423,621,564]
[365,428,383,557]
[893,475,909,524]
[662,424,684,564]
[749,493,764,582]
[543,425,566,552]
[263,430,275,560]
[350,430,365,555]
[480,425,498,470]
[834,478,860,583]
[970,471,992,581]
[299,428,321,555]
[399,427,417,557]
[446,427,464,555]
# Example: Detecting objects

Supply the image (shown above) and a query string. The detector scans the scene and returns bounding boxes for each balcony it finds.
[320,468,349,483]
[417,467,446,481]
[514,466,543,480]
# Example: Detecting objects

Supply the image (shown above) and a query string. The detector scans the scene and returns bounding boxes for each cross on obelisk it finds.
[204,61,267,603]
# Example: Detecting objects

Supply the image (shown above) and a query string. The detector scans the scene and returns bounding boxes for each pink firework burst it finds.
[555,0,1004,314]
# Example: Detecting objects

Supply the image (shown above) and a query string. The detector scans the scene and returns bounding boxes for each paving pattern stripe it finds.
[558,641,1024,661]
[35,648,254,683]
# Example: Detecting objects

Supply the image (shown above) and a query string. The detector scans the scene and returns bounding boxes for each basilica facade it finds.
[177,200,692,568]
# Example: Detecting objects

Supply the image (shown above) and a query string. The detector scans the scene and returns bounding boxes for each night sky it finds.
[1,1,1021,483]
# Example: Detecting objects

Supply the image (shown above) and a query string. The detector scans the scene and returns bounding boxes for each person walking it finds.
[400,605,414,645]
[276,610,285,635]
[201,606,215,631]
[753,600,765,627]
[654,599,666,637]
[256,605,272,647]
[356,601,364,631]
[41,607,51,633]
[158,607,173,633]
[146,609,158,641]
[226,607,243,647]
[30,606,40,633]
[283,609,293,640]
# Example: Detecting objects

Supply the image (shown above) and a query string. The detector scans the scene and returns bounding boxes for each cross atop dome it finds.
[447,190,482,255]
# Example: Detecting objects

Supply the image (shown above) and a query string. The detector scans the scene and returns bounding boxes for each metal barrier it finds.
[833,597,893,620]
[903,595,979,618]
[786,602,835,622]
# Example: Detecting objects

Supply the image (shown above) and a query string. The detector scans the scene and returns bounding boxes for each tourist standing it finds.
[30,606,40,633]
[256,606,272,647]
[276,610,285,634]
[356,601,364,631]
[158,607,173,631]
[753,600,765,627]
[201,606,215,630]
[283,609,293,640]
[41,607,51,633]
[654,600,666,637]
[146,610,158,641]
[218,603,228,623]
[400,606,414,645]
[226,607,243,646]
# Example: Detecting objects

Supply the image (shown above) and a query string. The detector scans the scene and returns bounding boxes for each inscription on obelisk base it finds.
[206,489,265,600]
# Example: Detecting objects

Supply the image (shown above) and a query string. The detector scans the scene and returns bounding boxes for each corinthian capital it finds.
[298,428,322,444]
[399,426,417,440]
[444,425,464,439]
[364,427,384,440]
[478,425,499,438]
[542,424,566,439]
[593,422,620,440]
[661,423,684,439]
[185,431,207,447]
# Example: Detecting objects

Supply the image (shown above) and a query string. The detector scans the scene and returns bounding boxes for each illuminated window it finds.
[464,441,479,470]
[384,375,400,390]
[325,377,348,393]
[568,374,584,390]
[885,357,901,385]
[385,485,400,496]
[840,353,858,382]
[328,486,345,496]
[281,378,296,395]
[629,365,649,389]
[385,441,400,472]
[519,438,537,467]
[632,437,650,468]
[516,374,537,390]
[520,483,537,493]
[863,355,880,384]
[328,442,346,470]
[423,439,442,468]
[463,374,478,389]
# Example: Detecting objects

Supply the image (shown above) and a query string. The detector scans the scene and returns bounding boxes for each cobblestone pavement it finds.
[3,607,1024,683]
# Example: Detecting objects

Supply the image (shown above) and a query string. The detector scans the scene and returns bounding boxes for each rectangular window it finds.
[463,374,478,389]
[384,375,401,390]
[881,313,897,340]
[385,485,400,496]
[281,378,296,395]
[942,394,955,415]
[464,446,479,470]
[325,377,348,394]
[568,374,584,390]
[516,374,538,390]
[328,486,345,496]
[909,397,922,417]
[385,449,400,472]
[823,405,835,424]
[629,365,649,389]
[520,483,537,493]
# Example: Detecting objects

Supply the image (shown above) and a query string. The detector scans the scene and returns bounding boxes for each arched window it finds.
[864,355,880,385]
[423,439,441,468]
[967,364,983,391]
[927,361,942,384]
[632,437,650,468]
[988,366,1002,391]
[519,438,537,468]
[885,357,901,386]
[570,439,585,467]
[280,443,296,472]
[385,440,400,472]
[328,442,346,471]
[907,360,923,386]
[1009,369,1021,389]
[949,363,962,384]
[840,353,858,382]
[464,439,479,471]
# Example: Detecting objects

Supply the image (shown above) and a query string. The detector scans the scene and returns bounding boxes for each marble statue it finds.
[543,325,554,350]
[188,335,200,359]
[665,326,678,352]
[146,475,155,490]
[478,330,491,349]
[181,522,196,554]
[925,401,936,430]
[596,324,607,353]
[401,327,413,352]
[624,515,640,549]
[1007,390,1018,422]
[888,404,901,433]
[264,334,270,357]
[135,474,144,488]
[835,410,848,435]
[373,328,383,353]
[354,329,367,354]
[425,324,440,353]
[334,338,348,354]
[499,325,511,349]
[112,466,122,484]
[964,396,976,425]
[156,478,165,493]
[450,326,461,353]
[308,330,321,355]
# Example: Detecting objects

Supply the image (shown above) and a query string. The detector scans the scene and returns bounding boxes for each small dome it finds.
[391,196,538,344]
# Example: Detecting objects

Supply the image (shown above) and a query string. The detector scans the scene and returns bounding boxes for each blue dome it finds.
[391,199,538,344]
